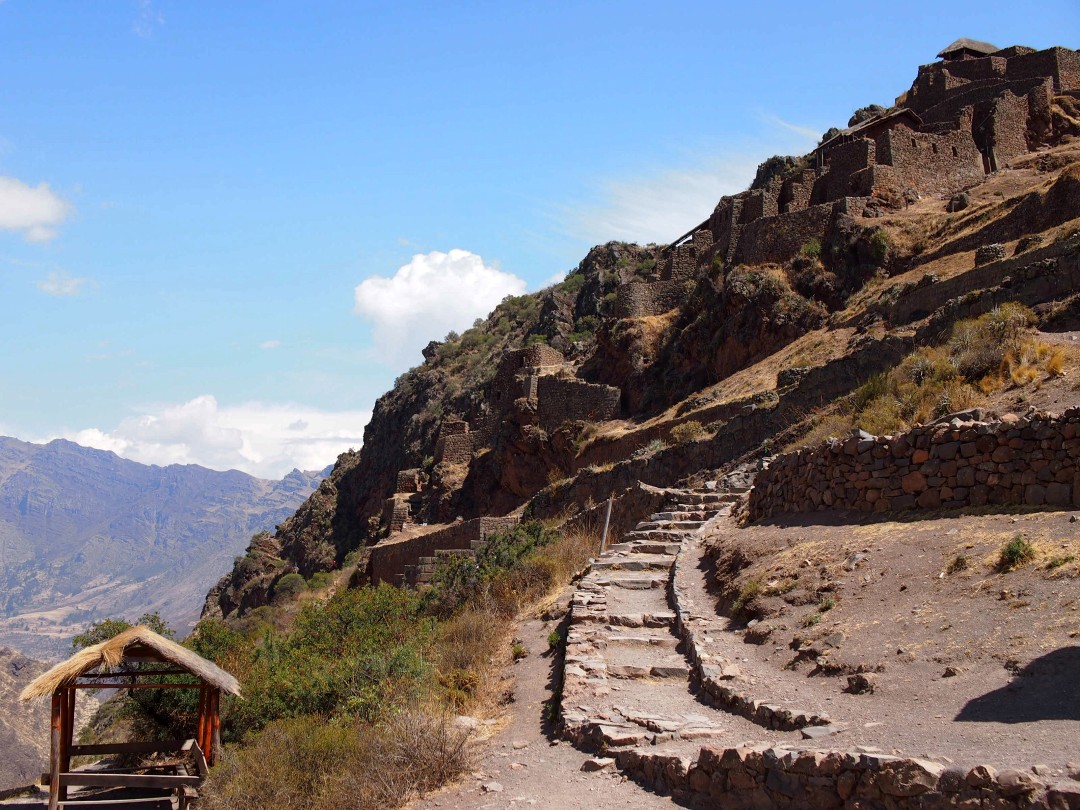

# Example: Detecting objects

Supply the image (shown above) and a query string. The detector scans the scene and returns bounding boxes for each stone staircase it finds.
[554,482,1079,809]
[559,486,793,754]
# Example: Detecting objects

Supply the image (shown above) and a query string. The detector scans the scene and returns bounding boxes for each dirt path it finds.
[694,508,1080,776]
[409,596,676,810]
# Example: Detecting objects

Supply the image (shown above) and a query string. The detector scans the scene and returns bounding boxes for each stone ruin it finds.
[617,42,1080,319]
[374,344,621,573]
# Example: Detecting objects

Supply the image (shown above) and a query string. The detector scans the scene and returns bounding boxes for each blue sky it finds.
[0,1,1075,477]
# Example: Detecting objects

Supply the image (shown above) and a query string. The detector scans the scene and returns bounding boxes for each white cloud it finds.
[58,395,369,479]
[259,339,282,350]
[133,0,164,37]
[0,176,71,242]
[354,248,527,366]
[762,113,823,142]
[37,270,90,296]
[557,155,760,246]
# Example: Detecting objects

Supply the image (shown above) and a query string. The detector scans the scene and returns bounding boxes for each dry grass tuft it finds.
[203,710,472,810]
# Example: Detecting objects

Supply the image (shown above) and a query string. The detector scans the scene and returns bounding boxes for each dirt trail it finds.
[409,599,675,810]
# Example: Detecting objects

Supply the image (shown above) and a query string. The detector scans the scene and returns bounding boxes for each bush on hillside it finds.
[854,304,1043,435]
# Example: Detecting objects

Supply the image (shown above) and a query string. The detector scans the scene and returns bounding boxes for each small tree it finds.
[72,611,174,650]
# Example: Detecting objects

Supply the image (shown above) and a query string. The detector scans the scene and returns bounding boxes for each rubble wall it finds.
[749,410,1080,519]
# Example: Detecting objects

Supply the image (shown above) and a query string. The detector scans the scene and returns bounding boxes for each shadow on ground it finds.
[956,646,1080,723]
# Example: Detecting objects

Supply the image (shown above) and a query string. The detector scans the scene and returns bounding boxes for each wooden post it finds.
[199,687,211,758]
[202,687,213,762]
[48,691,61,810]
[599,491,614,555]
[60,687,75,800]
[210,689,221,766]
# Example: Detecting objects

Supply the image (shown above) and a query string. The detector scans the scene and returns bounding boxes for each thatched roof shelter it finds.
[20,625,241,701]
[20,626,239,810]
[937,38,999,61]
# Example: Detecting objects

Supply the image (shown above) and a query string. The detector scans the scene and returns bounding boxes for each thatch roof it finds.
[937,38,999,58]
[19,626,241,702]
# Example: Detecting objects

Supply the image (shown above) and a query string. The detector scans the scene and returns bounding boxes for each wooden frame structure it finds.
[20,626,240,810]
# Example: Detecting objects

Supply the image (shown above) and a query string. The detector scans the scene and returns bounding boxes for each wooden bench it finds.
[48,739,208,809]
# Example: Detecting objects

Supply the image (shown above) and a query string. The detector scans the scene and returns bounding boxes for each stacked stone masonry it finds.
[368,515,519,586]
[749,409,1080,520]
[702,46,1077,268]
[617,279,686,317]
[609,744,1077,810]
[536,375,620,432]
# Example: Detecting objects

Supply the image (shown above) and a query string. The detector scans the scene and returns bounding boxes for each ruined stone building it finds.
[614,41,1080,316]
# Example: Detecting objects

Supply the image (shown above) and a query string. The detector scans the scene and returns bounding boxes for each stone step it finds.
[624,529,687,542]
[608,662,690,679]
[604,632,679,647]
[650,510,709,521]
[676,491,742,505]
[603,612,676,628]
[637,520,704,531]
[591,556,675,572]
[604,546,678,557]
[595,575,666,590]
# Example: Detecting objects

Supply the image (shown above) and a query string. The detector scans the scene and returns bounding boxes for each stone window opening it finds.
[932,143,939,154]
[952,146,959,157]
[911,137,917,148]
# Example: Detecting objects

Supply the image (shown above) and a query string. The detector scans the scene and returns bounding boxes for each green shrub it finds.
[869,229,891,264]
[998,535,1036,570]
[547,629,563,650]
[423,522,559,617]
[800,238,822,259]
[308,571,333,591]
[555,272,586,297]
[273,572,308,603]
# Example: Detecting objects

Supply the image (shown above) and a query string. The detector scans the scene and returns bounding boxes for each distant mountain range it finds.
[0,437,327,660]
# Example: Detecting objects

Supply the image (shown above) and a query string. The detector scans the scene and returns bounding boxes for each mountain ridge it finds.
[0,435,327,660]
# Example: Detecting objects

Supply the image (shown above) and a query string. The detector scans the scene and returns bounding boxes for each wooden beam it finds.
[61,687,75,801]
[75,669,194,680]
[191,739,209,778]
[49,692,60,810]
[196,687,207,761]
[58,772,203,789]
[57,799,175,808]
[70,682,200,690]
[210,689,221,766]
[70,740,188,756]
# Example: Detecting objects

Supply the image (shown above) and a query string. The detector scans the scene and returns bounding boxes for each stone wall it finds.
[560,482,670,545]
[436,432,474,466]
[1005,46,1080,91]
[536,375,620,432]
[601,743,1074,810]
[616,279,685,317]
[734,204,834,266]
[368,515,519,586]
[779,169,817,213]
[886,240,1080,325]
[749,410,1080,520]
[823,139,876,201]
[491,345,566,408]
[877,127,985,196]
[396,469,423,493]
